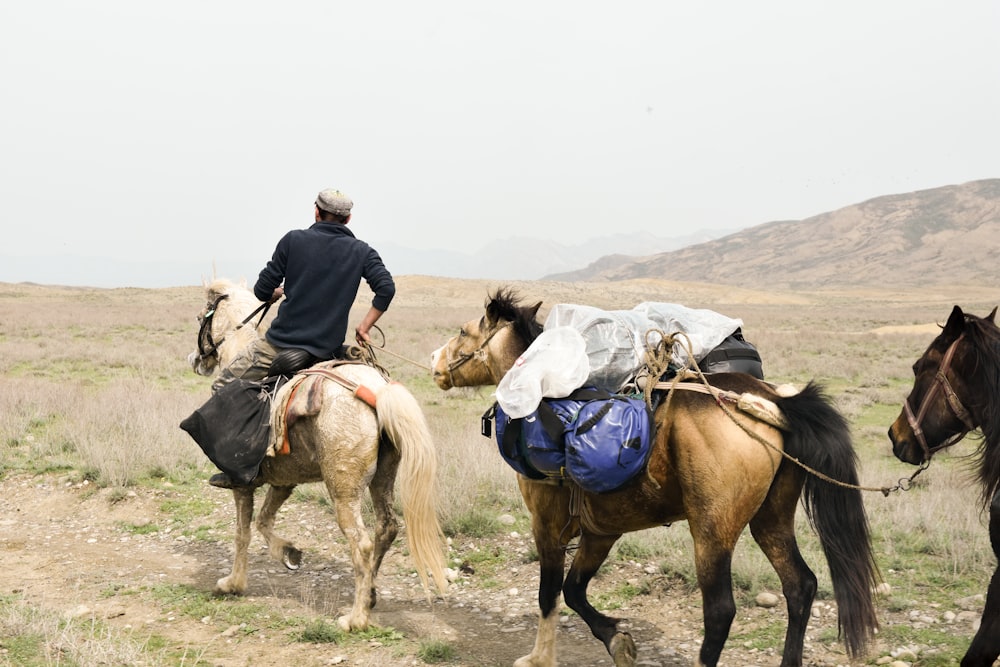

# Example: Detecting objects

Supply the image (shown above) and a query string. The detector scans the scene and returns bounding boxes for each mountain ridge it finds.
[545,179,1000,289]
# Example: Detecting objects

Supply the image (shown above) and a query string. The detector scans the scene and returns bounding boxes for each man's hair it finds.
[317,208,350,223]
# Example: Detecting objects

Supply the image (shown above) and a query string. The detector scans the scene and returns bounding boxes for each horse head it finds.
[889,305,998,465]
[431,287,542,390]
[187,278,262,377]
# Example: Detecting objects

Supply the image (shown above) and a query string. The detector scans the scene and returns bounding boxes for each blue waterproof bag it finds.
[564,395,653,493]
[483,388,653,492]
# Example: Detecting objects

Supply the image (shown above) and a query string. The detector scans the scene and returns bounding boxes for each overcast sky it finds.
[1,1,998,287]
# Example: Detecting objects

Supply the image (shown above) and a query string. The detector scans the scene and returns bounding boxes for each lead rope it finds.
[355,325,430,377]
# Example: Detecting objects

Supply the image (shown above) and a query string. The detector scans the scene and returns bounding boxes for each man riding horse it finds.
[208,187,396,488]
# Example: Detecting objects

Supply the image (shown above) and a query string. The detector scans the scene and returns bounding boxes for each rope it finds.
[647,331,925,497]
[357,325,433,373]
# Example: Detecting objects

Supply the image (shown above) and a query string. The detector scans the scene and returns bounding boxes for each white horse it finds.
[187,278,447,631]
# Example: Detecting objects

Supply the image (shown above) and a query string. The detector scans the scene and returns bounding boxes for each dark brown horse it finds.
[431,288,880,667]
[888,305,1000,667]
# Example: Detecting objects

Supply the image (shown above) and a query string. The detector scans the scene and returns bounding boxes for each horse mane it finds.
[487,287,543,345]
[962,312,1000,509]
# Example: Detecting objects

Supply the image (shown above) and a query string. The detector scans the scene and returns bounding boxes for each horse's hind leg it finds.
[748,469,815,667]
[326,473,376,632]
[254,485,302,570]
[961,490,1000,667]
[688,532,736,667]
[562,532,637,667]
[216,487,255,595]
[366,437,400,607]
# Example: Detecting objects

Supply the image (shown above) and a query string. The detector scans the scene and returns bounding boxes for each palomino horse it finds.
[431,288,880,667]
[888,305,1000,667]
[187,279,447,631]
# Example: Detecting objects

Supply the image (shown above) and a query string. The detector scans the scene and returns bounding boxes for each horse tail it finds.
[777,381,881,658]
[374,382,449,596]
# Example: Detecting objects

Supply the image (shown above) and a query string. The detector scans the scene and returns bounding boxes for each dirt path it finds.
[1,473,987,667]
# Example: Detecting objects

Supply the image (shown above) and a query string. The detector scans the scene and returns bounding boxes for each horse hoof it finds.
[336,613,368,633]
[609,631,636,667]
[213,577,245,596]
[282,546,303,570]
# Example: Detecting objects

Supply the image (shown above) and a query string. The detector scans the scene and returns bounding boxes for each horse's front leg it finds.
[215,487,255,595]
[961,490,1000,667]
[514,480,572,667]
[254,485,301,570]
[562,532,636,667]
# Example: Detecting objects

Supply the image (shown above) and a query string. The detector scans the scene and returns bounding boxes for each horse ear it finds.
[988,306,998,323]
[485,298,501,326]
[527,301,543,323]
[943,305,966,335]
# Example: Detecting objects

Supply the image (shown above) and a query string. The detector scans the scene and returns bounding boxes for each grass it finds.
[1,278,997,664]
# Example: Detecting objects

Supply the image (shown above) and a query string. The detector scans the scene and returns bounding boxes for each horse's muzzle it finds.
[188,351,215,377]
[888,419,924,465]
[430,347,453,390]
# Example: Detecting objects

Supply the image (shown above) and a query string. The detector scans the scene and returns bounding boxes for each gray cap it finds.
[315,188,353,215]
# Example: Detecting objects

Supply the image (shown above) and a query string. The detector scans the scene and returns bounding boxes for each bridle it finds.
[442,320,512,384]
[195,294,230,363]
[194,293,273,365]
[903,333,977,461]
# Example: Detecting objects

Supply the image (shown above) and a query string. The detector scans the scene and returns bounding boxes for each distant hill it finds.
[546,179,1000,289]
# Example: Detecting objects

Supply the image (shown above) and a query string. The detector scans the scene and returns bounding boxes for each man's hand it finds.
[268,286,284,304]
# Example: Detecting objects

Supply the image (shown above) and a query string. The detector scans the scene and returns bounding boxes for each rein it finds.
[902,333,976,462]
[195,294,274,363]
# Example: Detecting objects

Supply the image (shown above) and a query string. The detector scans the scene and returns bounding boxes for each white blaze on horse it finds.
[187,278,447,632]
[431,288,880,667]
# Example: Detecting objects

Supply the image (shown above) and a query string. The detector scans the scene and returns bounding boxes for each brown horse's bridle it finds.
[443,320,512,383]
[903,333,977,461]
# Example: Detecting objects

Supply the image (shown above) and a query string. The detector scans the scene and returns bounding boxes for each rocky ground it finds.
[0,473,991,667]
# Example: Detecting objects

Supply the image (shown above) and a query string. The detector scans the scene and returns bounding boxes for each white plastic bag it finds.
[544,304,663,392]
[494,327,590,418]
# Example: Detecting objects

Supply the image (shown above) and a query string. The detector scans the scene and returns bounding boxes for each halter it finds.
[902,333,977,461]
[443,320,512,385]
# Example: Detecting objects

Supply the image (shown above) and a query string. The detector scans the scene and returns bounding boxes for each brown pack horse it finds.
[187,279,447,631]
[888,305,1000,667]
[431,288,880,667]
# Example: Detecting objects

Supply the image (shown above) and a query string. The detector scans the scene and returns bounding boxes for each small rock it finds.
[220,625,241,637]
[755,592,780,608]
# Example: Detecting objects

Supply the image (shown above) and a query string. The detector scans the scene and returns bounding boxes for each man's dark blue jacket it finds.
[254,221,395,359]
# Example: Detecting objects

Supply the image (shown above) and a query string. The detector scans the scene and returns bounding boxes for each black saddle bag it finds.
[697,328,764,379]
[179,376,286,484]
